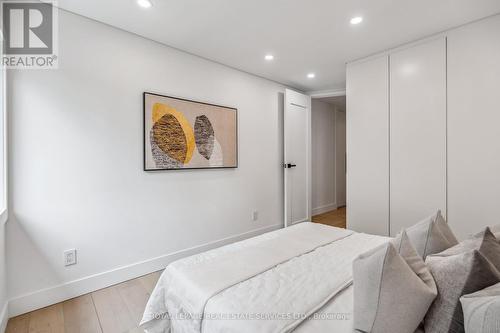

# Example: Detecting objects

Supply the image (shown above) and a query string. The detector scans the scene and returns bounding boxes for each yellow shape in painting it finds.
[152,103,195,164]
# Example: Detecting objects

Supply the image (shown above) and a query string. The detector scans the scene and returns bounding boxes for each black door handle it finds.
[284,163,297,168]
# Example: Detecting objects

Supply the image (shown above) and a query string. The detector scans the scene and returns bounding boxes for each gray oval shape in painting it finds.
[194,115,215,160]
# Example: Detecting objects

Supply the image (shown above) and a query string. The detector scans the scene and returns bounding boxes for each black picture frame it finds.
[143,92,238,171]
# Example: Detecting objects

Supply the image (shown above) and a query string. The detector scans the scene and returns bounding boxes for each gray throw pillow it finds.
[425,250,500,333]
[405,210,459,259]
[353,232,437,333]
[438,227,500,271]
[460,282,500,333]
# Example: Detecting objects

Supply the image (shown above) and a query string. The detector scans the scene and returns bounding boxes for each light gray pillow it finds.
[353,231,437,333]
[491,224,500,241]
[460,282,500,333]
[392,231,438,293]
[425,250,500,333]
[405,210,459,259]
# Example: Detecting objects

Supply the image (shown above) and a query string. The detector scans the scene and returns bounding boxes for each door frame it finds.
[309,88,347,216]
[284,88,347,228]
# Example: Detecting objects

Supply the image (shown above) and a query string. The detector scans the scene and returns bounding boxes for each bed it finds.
[140,222,389,333]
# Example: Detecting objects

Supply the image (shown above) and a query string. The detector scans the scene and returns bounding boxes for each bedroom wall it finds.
[6,9,286,315]
[335,111,346,207]
[0,224,6,331]
[311,100,336,215]
[0,47,7,331]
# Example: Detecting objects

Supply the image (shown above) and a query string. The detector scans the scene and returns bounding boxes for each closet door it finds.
[390,38,446,236]
[447,16,500,240]
[346,56,389,236]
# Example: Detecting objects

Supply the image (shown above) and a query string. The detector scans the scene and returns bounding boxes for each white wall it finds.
[0,37,8,332]
[0,224,7,331]
[311,100,336,215]
[335,111,346,207]
[6,9,286,315]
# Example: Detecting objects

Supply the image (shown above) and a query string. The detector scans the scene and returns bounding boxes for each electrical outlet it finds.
[64,249,77,266]
[252,210,259,221]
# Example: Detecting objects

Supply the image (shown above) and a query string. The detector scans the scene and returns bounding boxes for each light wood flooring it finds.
[6,271,163,333]
[312,206,346,228]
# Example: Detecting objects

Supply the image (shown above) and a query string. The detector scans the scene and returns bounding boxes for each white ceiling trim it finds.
[309,89,346,98]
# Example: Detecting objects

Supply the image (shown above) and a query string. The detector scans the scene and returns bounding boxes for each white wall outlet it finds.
[252,210,259,221]
[64,249,77,266]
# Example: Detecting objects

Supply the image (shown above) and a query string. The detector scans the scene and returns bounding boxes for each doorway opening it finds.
[310,95,346,228]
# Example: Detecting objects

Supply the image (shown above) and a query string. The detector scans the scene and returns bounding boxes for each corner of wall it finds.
[0,302,7,333]
[0,219,7,333]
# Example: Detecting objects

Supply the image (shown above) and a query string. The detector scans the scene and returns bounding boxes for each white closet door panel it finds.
[346,56,389,236]
[284,89,311,226]
[390,38,446,236]
[447,16,500,240]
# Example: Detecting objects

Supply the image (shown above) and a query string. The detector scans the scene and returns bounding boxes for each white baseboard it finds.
[0,302,8,333]
[8,223,282,317]
[312,203,337,216]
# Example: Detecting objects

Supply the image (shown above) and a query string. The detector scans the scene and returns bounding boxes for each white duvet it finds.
[141,223,389,333]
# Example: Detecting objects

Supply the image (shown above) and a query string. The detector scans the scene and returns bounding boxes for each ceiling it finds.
[318,96,346,112]
[57,0,500,92]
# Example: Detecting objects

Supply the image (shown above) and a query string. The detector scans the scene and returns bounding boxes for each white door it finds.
[390,38,446,236]
[284,89,311,227]
[447,16,500,240]
[346,56,390,236]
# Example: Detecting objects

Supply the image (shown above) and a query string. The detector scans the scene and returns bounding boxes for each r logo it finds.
[2,2,53,54]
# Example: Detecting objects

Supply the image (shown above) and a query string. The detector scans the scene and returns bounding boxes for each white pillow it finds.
[461,282,500,333]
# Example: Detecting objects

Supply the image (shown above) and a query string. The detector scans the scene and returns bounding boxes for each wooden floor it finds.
[312,206,346,228]
[6,271,163,333]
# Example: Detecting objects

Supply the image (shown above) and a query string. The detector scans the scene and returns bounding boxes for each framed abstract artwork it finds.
[143,92,238,171]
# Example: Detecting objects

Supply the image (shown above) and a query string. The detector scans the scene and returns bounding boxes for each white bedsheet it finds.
[294,284,354,332]
[141,223,389,333]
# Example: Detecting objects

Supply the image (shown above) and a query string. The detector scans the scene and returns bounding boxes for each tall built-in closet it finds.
[347,15,500,239]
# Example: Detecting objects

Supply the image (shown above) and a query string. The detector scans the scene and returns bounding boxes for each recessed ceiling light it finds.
[307,73,316,79]
[350,16,363,25]
[265,54,274,61]
[137,0,152,8]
